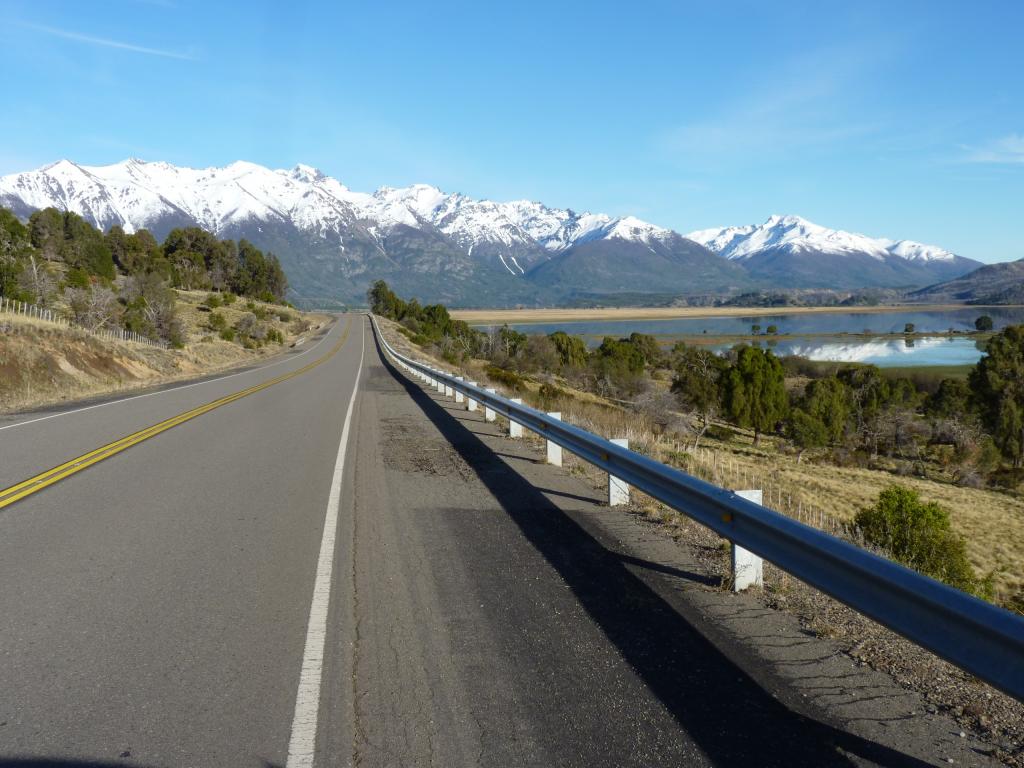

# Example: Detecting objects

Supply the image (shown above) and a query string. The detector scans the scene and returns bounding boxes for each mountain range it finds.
[0,159,986,307]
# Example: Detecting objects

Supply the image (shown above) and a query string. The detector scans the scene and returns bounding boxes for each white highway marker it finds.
[286,318,365,768]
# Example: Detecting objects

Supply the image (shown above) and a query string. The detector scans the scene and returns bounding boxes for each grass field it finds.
[451,303,1010,325]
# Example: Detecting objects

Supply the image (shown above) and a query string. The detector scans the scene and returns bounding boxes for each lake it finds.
[479,307,1024,367]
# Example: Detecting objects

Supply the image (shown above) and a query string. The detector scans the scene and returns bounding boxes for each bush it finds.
[204,294,223,309]
[65,266,91,289]
[853,486,990,597]
[222,292,237,305]
[208,311,227,331]
[486,365,525,391]
[266,328,284,344]
[219,328,235,342]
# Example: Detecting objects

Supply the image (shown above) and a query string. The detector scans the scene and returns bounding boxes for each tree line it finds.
[1,206,289,345]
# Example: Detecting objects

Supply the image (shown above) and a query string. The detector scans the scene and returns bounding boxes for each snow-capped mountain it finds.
[0,160,980,304]
[687,215,956,262]
[0,158,669,258]
[0,158,741,305]
[687,215,980,289]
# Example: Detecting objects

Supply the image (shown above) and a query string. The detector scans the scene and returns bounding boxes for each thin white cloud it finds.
[21,22,195,61]
[657,43,887,164]
[962,134,1024,164]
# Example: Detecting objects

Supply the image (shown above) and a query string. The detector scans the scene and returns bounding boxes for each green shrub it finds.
[65,266,91,289]
[537,382,566,410]
[853,485,990,597]
[266,328,284,344]
[219,328,235,342]
[486,365,525,391]
[222,292,237,305]
[208,311,227,331]
[705,424,736,442]
[204,294,223,309]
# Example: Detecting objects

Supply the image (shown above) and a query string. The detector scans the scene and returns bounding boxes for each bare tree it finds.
[65,286,121,331]
[18,254,58,306]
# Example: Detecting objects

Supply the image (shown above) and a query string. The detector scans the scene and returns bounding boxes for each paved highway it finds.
[0,315,996,767]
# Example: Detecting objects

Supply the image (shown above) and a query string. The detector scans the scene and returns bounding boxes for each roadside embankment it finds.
[0,293,331,414]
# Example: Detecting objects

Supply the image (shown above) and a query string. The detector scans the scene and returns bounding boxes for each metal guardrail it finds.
[369,314,1024,702]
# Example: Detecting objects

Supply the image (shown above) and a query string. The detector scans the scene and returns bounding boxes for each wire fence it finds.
[0,295,166,348]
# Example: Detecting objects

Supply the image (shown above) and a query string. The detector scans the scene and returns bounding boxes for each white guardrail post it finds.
[467,382,478,411]
[368,314,1024,702]
[484,389,497,422]
[509,399,523,438]
[454,377,465,404]
[545,412,562,467]
[608,438,630,506]
[732,490,764,591]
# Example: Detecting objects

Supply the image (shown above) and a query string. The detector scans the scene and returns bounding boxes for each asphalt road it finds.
[0,315,997,767]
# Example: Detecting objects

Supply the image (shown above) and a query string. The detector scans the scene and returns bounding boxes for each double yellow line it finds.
[0,319,352,511]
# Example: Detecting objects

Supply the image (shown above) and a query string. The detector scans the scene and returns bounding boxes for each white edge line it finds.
[286,317,364,768]
[0,321,338,433]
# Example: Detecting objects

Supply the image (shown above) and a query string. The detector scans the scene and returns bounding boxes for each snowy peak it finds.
[686,215,959,263]
[0,158,677,260]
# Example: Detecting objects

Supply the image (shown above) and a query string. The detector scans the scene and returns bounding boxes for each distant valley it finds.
[0,159,993,307]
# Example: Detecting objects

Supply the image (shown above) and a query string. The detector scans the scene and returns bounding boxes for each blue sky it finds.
[2,0,1022,262]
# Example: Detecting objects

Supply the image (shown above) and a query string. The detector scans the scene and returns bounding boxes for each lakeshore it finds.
[450,303,1013,325]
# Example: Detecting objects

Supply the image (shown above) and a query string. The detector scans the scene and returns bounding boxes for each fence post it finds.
[444,379,454,398]
[466,382,478,411]
[454,377,465,404]
[546,412,562,467]
[484,388,497,422]
[732,489,764,591]
[608,438,630,506]
[509,398,523,438]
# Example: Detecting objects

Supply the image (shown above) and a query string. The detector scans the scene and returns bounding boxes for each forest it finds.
[0,206,288,345]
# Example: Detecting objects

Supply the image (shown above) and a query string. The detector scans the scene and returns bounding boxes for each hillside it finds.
[0,290,329,414]
[909,258,1024,304]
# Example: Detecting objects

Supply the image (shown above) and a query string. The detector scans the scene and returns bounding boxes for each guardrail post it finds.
[466,382,478,411]
[546,412,562,467]
[434,371,443,393]
[608,438,630,506]
[454,376,465,404]
[732,489,764,591]
[509,399,523,437]
[484,389,497,422]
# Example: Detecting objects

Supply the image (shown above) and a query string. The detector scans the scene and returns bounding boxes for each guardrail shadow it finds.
[374,333,935,768]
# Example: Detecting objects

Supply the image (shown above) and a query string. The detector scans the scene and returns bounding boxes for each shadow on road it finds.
[376,334,934,768]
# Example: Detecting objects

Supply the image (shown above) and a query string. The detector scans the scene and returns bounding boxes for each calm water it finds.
[480,307,1024,367]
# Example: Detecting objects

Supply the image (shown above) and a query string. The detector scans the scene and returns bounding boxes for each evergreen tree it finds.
[969,325,1024,465]
[548,331,588,369]
[721,345,787,444]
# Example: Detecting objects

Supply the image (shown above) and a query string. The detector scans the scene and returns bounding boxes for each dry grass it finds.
[0,293,331,415]
[449,303,1009,325]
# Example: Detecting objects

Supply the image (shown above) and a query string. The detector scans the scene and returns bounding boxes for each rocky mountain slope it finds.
[908,258,1024,304]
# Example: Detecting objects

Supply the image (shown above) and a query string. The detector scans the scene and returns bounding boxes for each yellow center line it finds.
[0,318,354,510]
